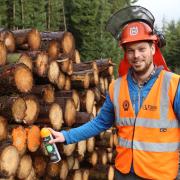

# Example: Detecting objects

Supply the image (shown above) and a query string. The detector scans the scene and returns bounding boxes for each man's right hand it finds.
[47,128,65,144]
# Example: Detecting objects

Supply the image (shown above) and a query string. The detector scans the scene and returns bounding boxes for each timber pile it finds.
[0,28,116,180]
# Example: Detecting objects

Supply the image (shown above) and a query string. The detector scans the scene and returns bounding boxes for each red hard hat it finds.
[120,21,157,45]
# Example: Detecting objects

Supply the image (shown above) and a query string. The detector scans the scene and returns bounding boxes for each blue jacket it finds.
[62,68,180,144]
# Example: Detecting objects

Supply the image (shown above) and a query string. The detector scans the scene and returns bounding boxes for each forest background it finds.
[0,0,179,76]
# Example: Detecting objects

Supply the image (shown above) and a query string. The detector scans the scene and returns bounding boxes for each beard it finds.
[132,59,153,76]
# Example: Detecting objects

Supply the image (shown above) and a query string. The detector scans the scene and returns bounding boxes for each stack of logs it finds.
[0,28,117,180]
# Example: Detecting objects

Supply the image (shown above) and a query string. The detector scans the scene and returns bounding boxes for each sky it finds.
[135,0,180,29]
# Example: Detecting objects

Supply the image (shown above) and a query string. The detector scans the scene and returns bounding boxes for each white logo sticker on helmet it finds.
[130,26,138,36]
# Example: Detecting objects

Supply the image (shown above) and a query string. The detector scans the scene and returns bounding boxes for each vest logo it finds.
[129,26,138,36]
[160,128,167,132]
[143,104,157,111]
[123,100,129,111]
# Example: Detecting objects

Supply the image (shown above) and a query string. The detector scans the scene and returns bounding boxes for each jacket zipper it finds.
[131,86,142,170]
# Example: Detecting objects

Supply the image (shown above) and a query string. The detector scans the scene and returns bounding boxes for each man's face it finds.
[125,41,155,75]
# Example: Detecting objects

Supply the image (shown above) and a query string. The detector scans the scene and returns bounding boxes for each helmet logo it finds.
[130,26,138,36]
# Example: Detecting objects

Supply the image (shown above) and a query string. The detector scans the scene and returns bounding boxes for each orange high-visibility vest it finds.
[109,70,180,179]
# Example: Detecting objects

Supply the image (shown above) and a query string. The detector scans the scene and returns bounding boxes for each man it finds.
[49,6,180,179]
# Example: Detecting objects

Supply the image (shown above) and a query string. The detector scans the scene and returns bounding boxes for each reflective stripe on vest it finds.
[113,71,179,152]
[118,137,179,152]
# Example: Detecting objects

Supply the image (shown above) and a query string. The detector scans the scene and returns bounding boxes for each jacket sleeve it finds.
[61,94,115,144]
[174,80,180,121]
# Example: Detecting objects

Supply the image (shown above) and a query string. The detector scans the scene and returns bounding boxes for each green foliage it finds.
[162,20,180,73]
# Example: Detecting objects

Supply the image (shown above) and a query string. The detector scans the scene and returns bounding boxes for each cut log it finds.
[96,131,114,148]
[64,76,71,90]
[66,155,75,170]
[72,49,81,63]
[48,60,60,84]
[31,84,55,103]
[64,99,76,127]
[61,31,75,55]
[56,70,66,90]
[88,165,115,180]
[86,137,95,153]
[95,58,115,75]
[46,162,60,178]
[25,167,37,180]
[76,140,86,157]
[0,145,20,178]
[0,30,15,52]
[67,169,82,180]
[0,42,7,66]
[37,102,63,130]
[27,29,41,50]
[34,52,49,77]
[12,97,26,123]
[26,125,41,152]
[12,125,27,156]
[40,31,75,55]
[13,29,41,50]
[48,40,60,60]
[80,90,95,114]
[16,154,32,179]
[48,103,63,130]
[72,61,97,73]
[97,149,108,165]
[59,159,69,180]
[18,53,33,71]
[0,116,8,141]
[0,63,33,94]
[82,151,98,167]
[23,95,40,125]
[72,157,80,170]
[33,155,47,178]
[0,95,26,122]
[63,143,76,156]
[75,112,93,124]
[71,71,90,89]
[82,169,89,180]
